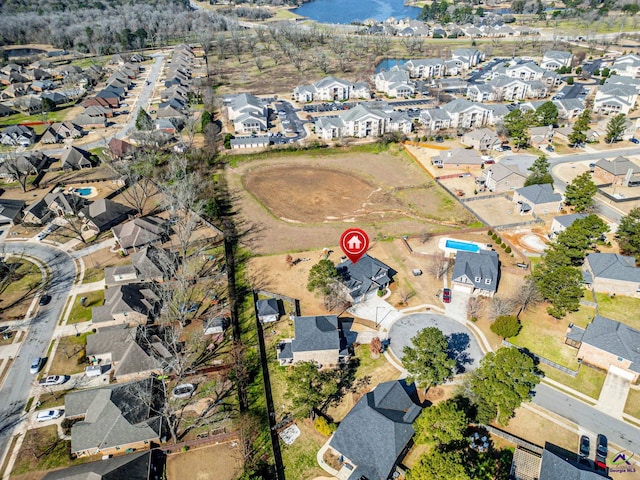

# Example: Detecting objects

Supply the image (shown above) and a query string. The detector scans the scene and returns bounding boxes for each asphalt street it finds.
[533,383,640,455]
[0,243,75,465]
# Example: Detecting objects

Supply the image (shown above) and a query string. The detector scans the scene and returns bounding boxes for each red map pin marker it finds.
[340,228,369,264]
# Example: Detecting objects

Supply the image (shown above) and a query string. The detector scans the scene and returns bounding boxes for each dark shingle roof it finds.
[515,184,562,205]
[337,254,394,299]
[585,253,640,283]
[539,448,610,479]
[42,451,152,480]
[256,298,279,317]
[329,381,421,480]
[292,315,340,353]
[452,250,499,292]
[81,199,134,232]
[582,316,640,372]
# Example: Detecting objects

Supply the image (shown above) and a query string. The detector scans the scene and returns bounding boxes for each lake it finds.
[293,0,422,24]
[376,58,409,72]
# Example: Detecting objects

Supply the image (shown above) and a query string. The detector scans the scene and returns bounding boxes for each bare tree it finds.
[1,154,35,192]
[490,295,516,319]
[369,337,383,359]
[398,286,414,305]
[323,279,352,312]
[514,276,541,316]
[110,153,158,216]
[420,231,432,244]
[427,252,449,279]
[467,296,484,321]
[312,52,329,74]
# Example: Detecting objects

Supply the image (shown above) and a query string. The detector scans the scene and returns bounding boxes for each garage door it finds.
[453,284,473,294]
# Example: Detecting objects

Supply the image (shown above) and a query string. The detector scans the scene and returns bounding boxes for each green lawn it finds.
[281,421,326,480]
[82,267,105,284]
[594,293,640,328]
[66,290,104,324]
[541,364,606,400]
[49,332,92,375]
[624,389,640,419]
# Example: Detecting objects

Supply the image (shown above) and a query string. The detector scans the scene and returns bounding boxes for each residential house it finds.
[594,83,638,115]
[326,381,421,480]
[566,315,640,381]
[65,378,164,457]
[226,93,268,134]
[605,74,640,93]
[105,246,176,286]
[554,98,586,119]
[0,104,16,117]
[276,315,349,366]
[593,156,640,186]
[42,451,160,480]
[73,113,107,128]
[505,62,546,81]
[61,146,93,170]
[83,96,118,109]
[256,298,280,323]
[550,213,587,236]
[511,443,611,480]
[451,48,484,70]
[41,91,67,105]
[432,148,483,168]
[461,128,501,151]
[41,122,84,144]
[23,198,52,225]
[203,317,228,338]
[0,199,26,225]
[481,163,528,193]
[112,216,170,252]
[403,58,446,78]
[80,198,134,235]
[583,253,640,296]
[613,53,640,78]
[86,325,171,382]
[336,254,395,302]
[1,125,35,147]
[229,135,271,149]
[30,80,54,92]
[451,249,500,296]
[373,68,414,98]
[529,125,553,147]
[466,83,496,103]
[315,104,412,140]
[0,151,50,181]
[154,119,177,134]
[108,137,136,159]
[513,184,562,215]
[45,191,86,217]
[92,283,160,324]
[541,50,574,70]
[293,76,369,102]
[441,98,493,129]
[83,105,114,118]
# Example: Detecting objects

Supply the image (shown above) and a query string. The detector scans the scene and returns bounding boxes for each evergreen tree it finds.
[565,171,597,212]
[135,108,153,131]
[605,113,626,143]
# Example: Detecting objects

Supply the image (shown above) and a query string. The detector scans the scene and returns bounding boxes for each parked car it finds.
[36,409,63,422]
[30,357,43,374]
[442,288,452,304]
[579,435,590,459]
[36,232,47,241]
[38,375,67,386]
[631,137,640,144]
[172,383,195,399]
[39,294,51,306]
[596,434,608,466]
[546,145,555,152]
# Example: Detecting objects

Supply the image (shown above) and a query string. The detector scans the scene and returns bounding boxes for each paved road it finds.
[533,383,640,455]
[0,243,75,464]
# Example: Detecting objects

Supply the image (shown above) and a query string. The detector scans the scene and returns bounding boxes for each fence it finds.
[255,290,301,317]
[434,177,489,227]
[502,340,579,377]
[483,425,543,454]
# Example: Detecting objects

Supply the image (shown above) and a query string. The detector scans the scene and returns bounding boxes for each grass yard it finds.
[624,389,640,419]
[81,247,131,284]
[541,364,606,400]
[510,304,595,370]
[66,290,104,324]
[11,425,88,476]
[594,293,640,328]
[49,332,92,375]
[166,442,242,480]
[0,258,42,321]
[280,420,326,480]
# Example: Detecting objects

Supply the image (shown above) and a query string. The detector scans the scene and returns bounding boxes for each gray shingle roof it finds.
[452,250,499,292]
[329,381,421,480]
[585,253,640,283]
[539,448,608,479]
[515,184,562,205]
[337,254,394,299]
[554,213,587,229]
[594,156,640,176]
[92,283,159,323]
[256,298,279,317]
[292,315,341,352]
[582,316,640,372]
[42,451,152,480]
[0,198,25,224]
[112,216,167,250]
[81,199,134,232]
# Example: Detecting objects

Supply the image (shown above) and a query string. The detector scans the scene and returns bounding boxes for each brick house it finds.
[513,184,562,215]
[582,253,640,296]
[593,156,640,186]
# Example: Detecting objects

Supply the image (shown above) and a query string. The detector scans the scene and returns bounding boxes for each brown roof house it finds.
[86,324,172,382]
[566,315,640,382]
[481,163,527,193]
[432,148,484,168]
[582,253,640,296]
[276,315,350,367]
[80,199,134,235]
[105,246,176,287]
[593,156,640,186]
[513,184,562,215]
[64,377,164,457]
[108,137,136,160]
[61,146,93,170]
[92,283,160,325]
[112,216,170,252]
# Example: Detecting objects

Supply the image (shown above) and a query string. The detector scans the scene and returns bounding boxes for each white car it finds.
[36,232,47,241]
[172,383,195,399]
[38,375,67,386]
[36,409,63,422]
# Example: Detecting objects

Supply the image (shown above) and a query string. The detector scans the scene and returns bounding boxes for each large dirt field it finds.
[230,147,477,254]
[165,442,241,480]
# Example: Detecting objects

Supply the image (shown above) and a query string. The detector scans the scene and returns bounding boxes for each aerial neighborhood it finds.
[3,0,640,479]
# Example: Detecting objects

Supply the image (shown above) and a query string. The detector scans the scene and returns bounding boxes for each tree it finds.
[568,109,591,146]
[135,108,153,131]
[40,97,56,114]
[402,327,456,389]
[408,450,471,480]
[201,110,213,132]
[605,113,626,143]
[534,101,558,126]
[468,347,540,425]
[110,153,158,216]
[533,263,583,318]
[524,155,554,186]
[567,76,574,85]
[427,252,449,279]
[565,171,597,212]
[554,214,608,265]
[617,207,640,259]
[504,109,532,150]
[1,155,35,192]
[414,399,468,446]
[490,296,515,319]
[285,361,339,416]
[490,315,521,338]
[369,337,383,358]
[514,276,541,316]
[306,259,339,295]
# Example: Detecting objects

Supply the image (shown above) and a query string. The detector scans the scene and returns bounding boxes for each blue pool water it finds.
[445,239,480,253]
[75,187,93,196]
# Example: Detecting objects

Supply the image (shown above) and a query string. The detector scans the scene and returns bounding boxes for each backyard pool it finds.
[74,187,93,196]
[445,239,481,253]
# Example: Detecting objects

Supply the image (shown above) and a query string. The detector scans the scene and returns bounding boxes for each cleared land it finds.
[166,442,241,480]
[230,146,476,254]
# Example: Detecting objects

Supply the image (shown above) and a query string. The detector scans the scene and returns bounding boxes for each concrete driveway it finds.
[596,366,633,419]
[388,313,484,374]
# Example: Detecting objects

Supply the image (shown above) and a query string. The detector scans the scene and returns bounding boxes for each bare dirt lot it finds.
[230,147,477,254]
[462,195,525,227]
[166,442,241,480]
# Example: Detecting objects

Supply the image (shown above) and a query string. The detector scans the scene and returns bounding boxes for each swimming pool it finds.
[445,239,481,253]
[75,187,93,196]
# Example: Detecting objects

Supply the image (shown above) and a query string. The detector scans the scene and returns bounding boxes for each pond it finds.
[293,0,421,24]
[375,58,409,73]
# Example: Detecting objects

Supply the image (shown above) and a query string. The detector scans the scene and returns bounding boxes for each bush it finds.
[487,230,493,237]
[500,242,507,249]
[505,246,512,254]
[314,416,337,436]
[490,315,521,338]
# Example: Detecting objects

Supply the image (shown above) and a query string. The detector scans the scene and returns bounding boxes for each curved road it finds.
[0,243,75,463]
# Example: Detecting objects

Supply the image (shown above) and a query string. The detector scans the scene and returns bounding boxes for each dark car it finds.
[596,434,607,466]
[631,137,640,144]
[442,288,452,304]
[39,294,51,306]
[579,435,590,458]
